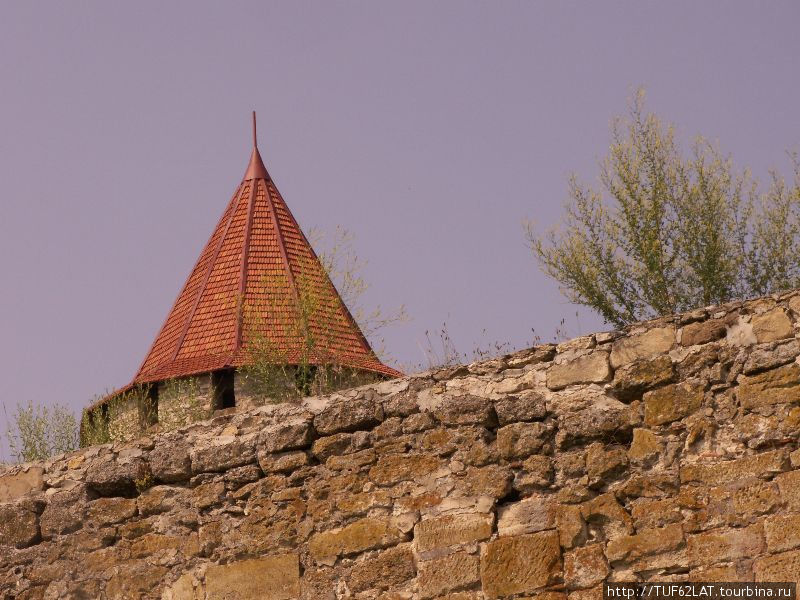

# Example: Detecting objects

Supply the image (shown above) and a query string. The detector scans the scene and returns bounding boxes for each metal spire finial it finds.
[243,111,269,181]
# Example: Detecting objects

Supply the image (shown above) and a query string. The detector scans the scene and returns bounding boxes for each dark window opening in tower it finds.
[142,384,159,427]
[295,364,318,397]
[212,369,236,409]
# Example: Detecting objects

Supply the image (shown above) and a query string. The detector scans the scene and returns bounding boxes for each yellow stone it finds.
[205,554,300,600]
[308,518,404,565]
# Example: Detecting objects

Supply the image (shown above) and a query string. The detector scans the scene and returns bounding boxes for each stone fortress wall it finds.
[5,290,800,598]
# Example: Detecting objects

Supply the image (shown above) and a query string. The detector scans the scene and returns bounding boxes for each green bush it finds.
[4,400,79,463]
[528,89,800,327]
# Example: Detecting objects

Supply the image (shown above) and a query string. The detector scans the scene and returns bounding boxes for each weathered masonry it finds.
[6,289,800,597]
[83,115,400,443]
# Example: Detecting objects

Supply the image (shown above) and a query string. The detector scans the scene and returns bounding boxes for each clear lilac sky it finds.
[1,2,798,453]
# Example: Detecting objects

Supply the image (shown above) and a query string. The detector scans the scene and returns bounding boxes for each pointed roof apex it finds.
[243,111,270,180]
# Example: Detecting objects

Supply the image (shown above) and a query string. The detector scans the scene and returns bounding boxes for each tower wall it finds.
[157,374,214,432]
[106,393,141,444]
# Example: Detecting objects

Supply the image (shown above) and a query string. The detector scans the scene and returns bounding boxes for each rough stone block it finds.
[432,394,497,427]
[369,453,444,486]
[402,411,436,433]
[546,352,611,390]
[557,504,587,549]
[308,517,404,565]
[336,490,392,515]
[88,497,137,526]
[105,562,168,600]
[743,340,800,374]
[680,449,787,486]
[415,513,494,553]
[205,554,300,600]
[314,397,383,435]
[586,443,628,483]
[643,382,704,426]
[681,319,726,347]
[162,573,203,600]
[564,543,608,590]
[513,455,554,493]
[568,587,604,600]
[258,450,308,474]
[581,493,633,534]
[752,308,793,343]
[149,440,192,482]
[371,415,403,440]
[130,533,184,558]
[753,549,800,582]
[764,513,800,553]
[261,419,314,453]
[433,593,483,600]
[457,464,513,498]
[558,395,633,448]
[326,448,376,471]
[497,495,556,537]
[606,523,684,562]
[494,390,547,425]
[610,327,674,368]
[0,501,40,548]
[628,429,662,461]
[348,544,415,593]
[40,486,88,538]
[732,480,781,517]
[311,432,357,459]
[418,551,480,599]
[481,531,562,599]
[0,467,44,503]
[557,335,596,353]
[139,485,186,516]
[85,456,150,496]
[687,523,764,566]
[630,497,681,529]
[497,422,549,459]
[689,564,753,582]
[191,481,225,510]
[190,436,256,473]
[777,469,800,510]
[738,363,800,408]
[611,356,674,401]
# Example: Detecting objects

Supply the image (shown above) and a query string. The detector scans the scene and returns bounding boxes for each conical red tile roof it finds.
[131,116,401,384]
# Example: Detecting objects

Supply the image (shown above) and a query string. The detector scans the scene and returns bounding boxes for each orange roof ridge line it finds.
[235,178,258,351]
[265,181,299,303]
[170,182,247,364]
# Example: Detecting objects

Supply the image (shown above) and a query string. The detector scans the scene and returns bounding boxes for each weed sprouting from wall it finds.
[80,404,110,447]
[410,322,544,373]
[158,377,209,430]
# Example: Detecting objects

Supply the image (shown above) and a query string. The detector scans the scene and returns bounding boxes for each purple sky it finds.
[1,2,799,456]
